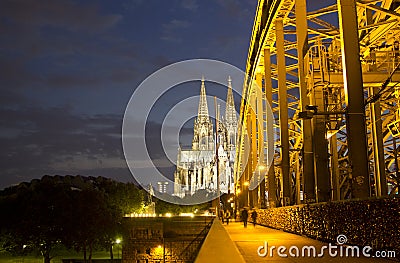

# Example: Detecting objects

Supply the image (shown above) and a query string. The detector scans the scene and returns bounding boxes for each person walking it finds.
[225,210,231,225]
[251,210,257,227]
[241,208,248,228]
[219,208,225,223]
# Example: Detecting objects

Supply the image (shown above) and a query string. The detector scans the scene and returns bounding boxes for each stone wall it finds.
[122,216,213,263]
[254,197,399,253]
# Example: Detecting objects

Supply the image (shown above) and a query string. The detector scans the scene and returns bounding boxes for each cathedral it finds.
[173,77,237,198]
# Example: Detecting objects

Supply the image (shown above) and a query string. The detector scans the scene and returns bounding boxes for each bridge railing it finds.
[253,197,400,255]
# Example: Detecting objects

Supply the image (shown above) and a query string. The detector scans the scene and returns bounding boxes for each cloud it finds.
[0,104,124,184]
[181,0,199,11]
[215,0,253,20]
[0,0,122,33]
[0,99,186,188]
[161,19,191,42]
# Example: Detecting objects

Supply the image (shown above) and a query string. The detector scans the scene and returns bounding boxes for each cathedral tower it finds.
[225,76,237,151]
[174,76,236,198]
[192,77,214,151]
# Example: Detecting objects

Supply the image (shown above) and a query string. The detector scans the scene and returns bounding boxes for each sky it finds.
[0,0,257,189]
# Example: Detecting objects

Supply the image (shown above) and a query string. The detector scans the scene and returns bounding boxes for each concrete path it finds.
[222,221,396,262]
[195,219,245,263]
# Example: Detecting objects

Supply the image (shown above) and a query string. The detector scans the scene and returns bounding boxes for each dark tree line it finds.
[0,175,144,263]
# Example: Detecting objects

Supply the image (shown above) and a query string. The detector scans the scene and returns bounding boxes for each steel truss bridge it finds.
[234,0,400,208]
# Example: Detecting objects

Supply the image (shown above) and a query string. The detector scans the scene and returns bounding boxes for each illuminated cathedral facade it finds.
[173,77,237,198]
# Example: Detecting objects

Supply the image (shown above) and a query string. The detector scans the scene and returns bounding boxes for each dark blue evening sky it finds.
[0,0,256,188]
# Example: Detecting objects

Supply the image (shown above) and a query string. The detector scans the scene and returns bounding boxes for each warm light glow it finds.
[165,213,172,217]
[115,238,121,244]
[237,189,241,194]
[180,212,195,217]
[126,212,158,218]
[244,181,249,187]
[258,164,266,170]
[154,245,163,256]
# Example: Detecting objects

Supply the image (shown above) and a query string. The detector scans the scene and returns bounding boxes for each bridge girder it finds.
[235,0,400,208]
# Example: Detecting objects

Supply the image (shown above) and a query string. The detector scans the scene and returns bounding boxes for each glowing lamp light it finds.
[179,212,194,217]
[154,245,163,255]
[115,238,121,244]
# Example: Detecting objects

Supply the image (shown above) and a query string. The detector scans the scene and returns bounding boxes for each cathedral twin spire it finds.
[192,76,237,151]
[197,76,209,122]
[174,76,238,197]
[197,76,236,122]
[225,76,237,126]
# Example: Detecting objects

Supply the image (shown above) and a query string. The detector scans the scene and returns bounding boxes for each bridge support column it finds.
[295,0,315,203]
[249,90,258,208]
[369,87,387,196]
[256,73,266,208]
[276,18,291,206]
[338,0,370,198]
[263,48,277,208]
[244,111,252,208]
[310,83,330,202]
[330,135,341,200]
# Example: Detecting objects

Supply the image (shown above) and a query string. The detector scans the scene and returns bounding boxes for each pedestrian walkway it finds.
[195,219,245,263]
[222,221,395,262]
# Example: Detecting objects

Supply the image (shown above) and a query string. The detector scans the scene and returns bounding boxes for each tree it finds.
[94,179,144,259]
[0,175,145,263]
[0,176,69,263]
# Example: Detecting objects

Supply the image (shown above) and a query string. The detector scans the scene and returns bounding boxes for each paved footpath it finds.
[222,221,396,263]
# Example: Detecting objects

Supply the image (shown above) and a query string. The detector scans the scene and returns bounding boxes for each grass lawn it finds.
[0,248,113,263]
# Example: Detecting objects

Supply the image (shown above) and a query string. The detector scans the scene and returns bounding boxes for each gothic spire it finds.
[225,76,237,124]
[198,76,209,121]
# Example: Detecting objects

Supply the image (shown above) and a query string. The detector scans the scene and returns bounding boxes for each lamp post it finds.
[163,237,165,263]
[22,244,27,262]
[115,238,121,260]
[234,187,241,220]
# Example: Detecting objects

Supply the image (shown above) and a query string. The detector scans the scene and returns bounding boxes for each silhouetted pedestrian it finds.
[219,208,224,223]
[225,210,231,225]
[251,210,257,227]
[241,208,248,228]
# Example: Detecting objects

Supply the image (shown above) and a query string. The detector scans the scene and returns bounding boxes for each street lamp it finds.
[115,238,121,259]
[234,187,241,220]
[22,245,27,262]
